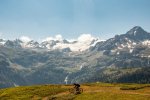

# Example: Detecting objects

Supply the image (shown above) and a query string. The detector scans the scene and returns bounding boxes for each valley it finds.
[0,26,150,88]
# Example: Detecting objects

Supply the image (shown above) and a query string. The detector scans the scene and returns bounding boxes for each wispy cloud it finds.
[0,32,3,37]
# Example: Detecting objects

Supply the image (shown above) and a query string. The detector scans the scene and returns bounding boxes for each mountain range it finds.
[0,26,150,88]
[0,34,100,52]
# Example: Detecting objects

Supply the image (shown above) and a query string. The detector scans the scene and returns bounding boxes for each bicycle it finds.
[69,88,83,94]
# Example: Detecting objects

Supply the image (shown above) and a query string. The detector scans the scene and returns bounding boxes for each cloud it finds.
[0,32,4,38]
[55,34,63,41]
[41,34,102,51]
[53,34,99,51]
[20,36,31,42]
[42,34,63,42]
[78,34,96,43]
[19,34,101,51]
[0,32,2,37]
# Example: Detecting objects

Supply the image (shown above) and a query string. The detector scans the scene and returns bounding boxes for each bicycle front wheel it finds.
[79,88,83,93]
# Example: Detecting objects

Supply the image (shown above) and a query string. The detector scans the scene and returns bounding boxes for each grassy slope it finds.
[0,83,150,100]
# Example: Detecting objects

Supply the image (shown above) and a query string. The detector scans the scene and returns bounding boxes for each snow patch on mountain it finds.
[0,39,6,45]
[134,30,137,36]
[142,40,150,46]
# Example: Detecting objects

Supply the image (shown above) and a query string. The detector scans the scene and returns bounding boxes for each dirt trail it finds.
[54,91,70,97]
[42,97,49,100]
[41,91,70,100]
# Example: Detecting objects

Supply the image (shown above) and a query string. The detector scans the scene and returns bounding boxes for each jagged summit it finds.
[131,26,144,31]
[90,26,150,51]
[126,26,146,35]
[125,26,150,41]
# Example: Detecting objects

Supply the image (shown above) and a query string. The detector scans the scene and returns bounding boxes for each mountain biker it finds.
[73,83,80,94]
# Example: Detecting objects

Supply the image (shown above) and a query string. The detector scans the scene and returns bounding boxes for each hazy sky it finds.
[0,0,150,41]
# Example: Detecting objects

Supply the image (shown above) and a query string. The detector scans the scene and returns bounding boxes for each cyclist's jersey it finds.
[74,84,80,88]
[76,84,80,87]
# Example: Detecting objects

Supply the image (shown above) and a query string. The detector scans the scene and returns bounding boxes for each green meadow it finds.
[0,83,150,100]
